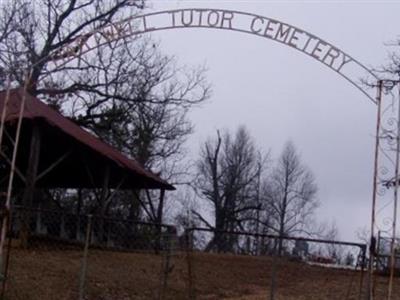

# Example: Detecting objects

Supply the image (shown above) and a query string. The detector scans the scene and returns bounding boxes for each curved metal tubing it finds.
[48,8,378,104]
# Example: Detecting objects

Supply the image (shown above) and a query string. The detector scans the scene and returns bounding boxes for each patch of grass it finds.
[1,248,398,299]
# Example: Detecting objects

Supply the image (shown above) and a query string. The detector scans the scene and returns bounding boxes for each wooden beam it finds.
[83,159,97,189]
[36,150,72,182]
[156,189,166,226]
[0,150,26,183]
[105,176,126,204]
[132,190,153,222]
[99,165,110,215]
[3,129,15,147]
[20,122,41,248]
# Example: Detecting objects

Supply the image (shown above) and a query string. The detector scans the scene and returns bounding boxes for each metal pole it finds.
[185,229,196,300]
[359,246,367,300]
[269,238,278,300]
[159,228,171,300]
[369,80,383,300]
[0,205,13,299]
[0,71,32,274]
[388,81,400,299]
[0,76,11,293]
[79,215,93,300]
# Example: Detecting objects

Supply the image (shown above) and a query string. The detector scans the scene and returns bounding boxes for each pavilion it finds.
[0,88,174,246]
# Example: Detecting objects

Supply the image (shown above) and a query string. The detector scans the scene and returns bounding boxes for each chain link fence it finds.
[376,231,400,274]
[3,207,192,300]
[184,227,369,300]
[4,208,400,299]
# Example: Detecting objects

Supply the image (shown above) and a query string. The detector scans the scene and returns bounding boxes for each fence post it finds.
[359,246,367,300]
[79,215,92,300]
[0,207,13,299]
[60,212,67,239]
[185,229,196,300]
[269,237,279,300]
[159,226,174,300]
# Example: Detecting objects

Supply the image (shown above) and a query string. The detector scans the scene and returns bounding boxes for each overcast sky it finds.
[145,0,400,241]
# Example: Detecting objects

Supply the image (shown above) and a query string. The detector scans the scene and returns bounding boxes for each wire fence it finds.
[185,227,368,300]
[376,231,400,274]
[3,207,400,299]
[3,207,192,300]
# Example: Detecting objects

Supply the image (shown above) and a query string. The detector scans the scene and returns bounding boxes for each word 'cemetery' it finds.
[169,9,352,72]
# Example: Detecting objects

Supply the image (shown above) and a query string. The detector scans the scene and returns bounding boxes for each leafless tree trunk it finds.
[263,141,318,255]
[194,126,267,252]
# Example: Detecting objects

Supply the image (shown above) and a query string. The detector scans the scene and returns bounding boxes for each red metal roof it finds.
[0,88,174,190]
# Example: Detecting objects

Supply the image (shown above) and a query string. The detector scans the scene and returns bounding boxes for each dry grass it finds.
[2,247,399,299]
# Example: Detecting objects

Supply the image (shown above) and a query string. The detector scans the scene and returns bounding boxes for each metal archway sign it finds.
[50,8,378,103]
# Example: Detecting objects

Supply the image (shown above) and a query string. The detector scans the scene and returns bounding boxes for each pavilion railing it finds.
[9,205,175,252]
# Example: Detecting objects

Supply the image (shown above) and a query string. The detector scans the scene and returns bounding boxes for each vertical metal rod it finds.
[0,71,32,273]
[388,82,400,299]
[359,246,367,300]
[185,230,195,300]
[255,167,261,255]
[269,238,278,300]
[0,205,13,299]
[0,76,11,293]
[159,229,171,300]
[369,80,383,300]
[79,215,92,300]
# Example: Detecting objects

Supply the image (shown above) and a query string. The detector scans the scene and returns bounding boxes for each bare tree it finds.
[0,0,144,90]
[0,0,210,224]
[263,141,318,255]
[194,126,266,252]
[374,38,400,81]
[356,227,371,245]
[323,221,344,263]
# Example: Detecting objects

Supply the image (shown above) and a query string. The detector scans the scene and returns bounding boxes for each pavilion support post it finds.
[156,189,165,253]
[129,190,142,221]
[156,189,165,226]
[20,122,41,249]
[97,165,110,244]
[76,189,83,241]
[100,166,110,211]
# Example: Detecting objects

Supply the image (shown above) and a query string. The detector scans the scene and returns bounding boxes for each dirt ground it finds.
[2,248,399,299]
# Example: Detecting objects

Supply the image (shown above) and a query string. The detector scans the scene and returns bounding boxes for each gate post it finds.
[368,79,383,300]
[79,215,93,300]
